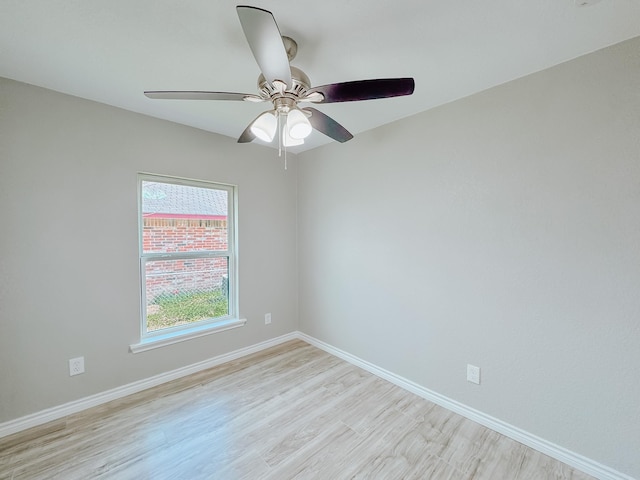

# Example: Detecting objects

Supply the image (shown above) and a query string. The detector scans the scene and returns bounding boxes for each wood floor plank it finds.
[0,340,596,480]
[266,421,362,480]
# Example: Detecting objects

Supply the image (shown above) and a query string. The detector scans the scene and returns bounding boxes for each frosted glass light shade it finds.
[283,125,304,147]
[287,109,312,139]
[250,111,277,142]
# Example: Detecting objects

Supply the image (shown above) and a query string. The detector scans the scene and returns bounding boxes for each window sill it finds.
[129,318,247,354]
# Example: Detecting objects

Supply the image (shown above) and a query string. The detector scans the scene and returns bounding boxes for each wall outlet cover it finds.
[467,364,480,385]
[69,357,85,376]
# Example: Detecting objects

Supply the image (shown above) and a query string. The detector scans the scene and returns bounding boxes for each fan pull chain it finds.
[277,112,283,157]
[283,113,288,169]
[276,111,287,169]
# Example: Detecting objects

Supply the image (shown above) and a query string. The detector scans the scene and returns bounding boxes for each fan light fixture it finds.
[287,109,312,139]
[250,110,277,142]
[250,108,312,146]
[283,121,304,147]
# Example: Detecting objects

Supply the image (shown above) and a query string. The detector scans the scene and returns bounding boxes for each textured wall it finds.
[0,78,298,421]
[297,37,640,478]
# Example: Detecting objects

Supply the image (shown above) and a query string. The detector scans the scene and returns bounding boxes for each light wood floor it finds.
[0,340,595,480]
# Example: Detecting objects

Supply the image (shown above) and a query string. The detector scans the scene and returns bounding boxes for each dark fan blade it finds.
[237,6,292,88]
[144,91,256,101]
[237,124,256,143]
[303,107,354,143]
[309,78,415,103]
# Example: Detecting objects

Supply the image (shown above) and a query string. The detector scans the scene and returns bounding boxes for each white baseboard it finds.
[296,332,634,480]
[0,331,633,480]
[0,332,298,439]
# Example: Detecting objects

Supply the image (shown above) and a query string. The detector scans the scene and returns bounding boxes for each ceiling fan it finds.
[144,5,415,147]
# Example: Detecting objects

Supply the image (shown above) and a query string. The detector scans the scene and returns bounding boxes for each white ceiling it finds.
[2,0,639,152]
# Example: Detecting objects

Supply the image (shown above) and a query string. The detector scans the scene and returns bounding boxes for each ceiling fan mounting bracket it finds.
[282,36,298,62]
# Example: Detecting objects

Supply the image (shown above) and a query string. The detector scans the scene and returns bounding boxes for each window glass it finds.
[139,175,236,337]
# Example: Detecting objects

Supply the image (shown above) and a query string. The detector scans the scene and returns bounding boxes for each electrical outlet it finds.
[265,313,272,325]
[69,357,85,376]
[467,364,480,385]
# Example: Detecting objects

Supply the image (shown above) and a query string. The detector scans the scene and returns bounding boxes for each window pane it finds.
[144,257,229,332]
[142,181,228,253]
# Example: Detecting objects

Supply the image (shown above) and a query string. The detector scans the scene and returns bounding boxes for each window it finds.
[132,174,243,352]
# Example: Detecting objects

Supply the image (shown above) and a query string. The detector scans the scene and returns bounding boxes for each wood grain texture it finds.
[0,340,595,479]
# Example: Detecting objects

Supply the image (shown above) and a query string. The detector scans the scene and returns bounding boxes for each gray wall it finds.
[0,78,298,421]
[297,37,640,478]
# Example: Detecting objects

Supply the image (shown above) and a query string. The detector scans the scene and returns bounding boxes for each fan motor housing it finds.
[258,66,311,101]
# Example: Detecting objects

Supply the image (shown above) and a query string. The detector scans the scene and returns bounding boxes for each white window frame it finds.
[130,173,244,354]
